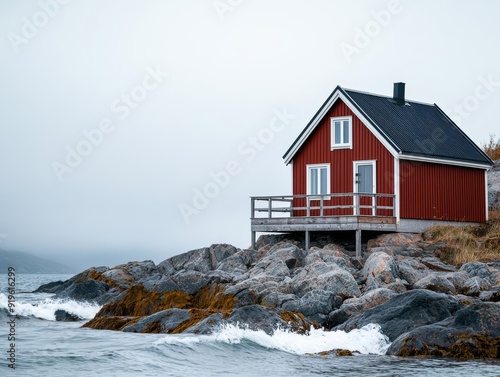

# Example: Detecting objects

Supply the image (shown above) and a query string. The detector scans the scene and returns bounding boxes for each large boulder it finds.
[413,273,457,294]
[460,262,500,287]
[290,261,361,299]
[362,252,400,291]
[304,245,353,272]
[224,305,288,334]
[282,289,339,324]
[54,309,82,322]
[336,289,463,341]
[167,244,239,274]
[327,288,397,327]
[122,308,190,333]
[388,302,500,359]
[171,270,211,295]
[487,160,500,210]
[367,233,423,250]
[55,279,115,305]
[396,258,429,286]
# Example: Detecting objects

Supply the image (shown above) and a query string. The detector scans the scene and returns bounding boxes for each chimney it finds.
[393,82,405,105]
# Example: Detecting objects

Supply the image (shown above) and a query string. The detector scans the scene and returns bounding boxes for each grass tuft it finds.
[426,214,500,267]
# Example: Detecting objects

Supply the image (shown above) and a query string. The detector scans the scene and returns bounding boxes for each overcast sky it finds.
[1,0,499,271]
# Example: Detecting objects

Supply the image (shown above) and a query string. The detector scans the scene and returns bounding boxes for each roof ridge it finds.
[342,86,436,107]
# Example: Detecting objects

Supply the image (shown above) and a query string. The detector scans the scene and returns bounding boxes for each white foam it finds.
[155,323,391,355]
[0,293,101,321]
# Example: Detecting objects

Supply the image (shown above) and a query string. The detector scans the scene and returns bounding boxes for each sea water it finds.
[0,274,499,377]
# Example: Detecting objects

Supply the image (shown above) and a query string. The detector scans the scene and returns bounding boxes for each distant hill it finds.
[0,250,76,274]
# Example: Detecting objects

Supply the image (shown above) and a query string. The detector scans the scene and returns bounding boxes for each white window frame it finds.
[330,116,353,149]
[306,163,331,198]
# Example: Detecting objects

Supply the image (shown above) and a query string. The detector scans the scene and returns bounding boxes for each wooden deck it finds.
[250,193,396,256]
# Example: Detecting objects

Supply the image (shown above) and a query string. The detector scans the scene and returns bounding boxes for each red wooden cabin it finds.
[251,83,493,254]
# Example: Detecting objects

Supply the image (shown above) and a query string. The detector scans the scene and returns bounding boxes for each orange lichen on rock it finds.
[191,284,236,311]
[95,284,191,318]
[279,310,314,333]
[85,283,237,333]
[82,316,139,331]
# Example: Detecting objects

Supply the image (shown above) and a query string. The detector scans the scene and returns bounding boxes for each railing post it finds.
[373,194,377,216]
[306,197,310,217]
[250,197,255,219]
[268,198,272,218]
[320,196,324,217]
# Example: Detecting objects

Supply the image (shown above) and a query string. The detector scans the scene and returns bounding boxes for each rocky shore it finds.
[36,232,500,359]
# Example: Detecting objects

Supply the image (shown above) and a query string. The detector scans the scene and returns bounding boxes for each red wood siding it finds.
[292,99,394,216]
[400,160,486,222]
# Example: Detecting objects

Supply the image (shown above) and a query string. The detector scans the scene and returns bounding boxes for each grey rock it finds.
[183,313,225,334]
[33,280,65,293]
[387,302,500,358]
[479,289,500,302]
[210,244,239,264]
[121,260,158,281]
[233,288,259,307]
[101,268,135,289]
[261,292,297,308]
[460,262,499,286]
[337,289,463,341]
[282,289,337,317]
[55,279,112,304]
[367,233,423,250]
[146,275,180,293]
[304,246,351,269]
[216,249,258,274]
[420,257,456,272]
[169,247,212,273]
[386,279,408,293]
[157,259,175,276]
[171,270,210,295]
[362,252,399,291]
[206,270,235,284]
[414,273,457,294]
[54,309,81,322]
[225,305,287,334]
[397,258,430,286]
[461,276,492,296]
[290,262,360,299]
[327,288,397,327]
[487,162,500,210]
[122,308,190,333]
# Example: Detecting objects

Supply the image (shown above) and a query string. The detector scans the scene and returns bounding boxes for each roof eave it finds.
[399,153,493,169]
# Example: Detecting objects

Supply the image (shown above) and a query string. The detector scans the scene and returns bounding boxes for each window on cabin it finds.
[331,116,352,149]
[307,164,330,196]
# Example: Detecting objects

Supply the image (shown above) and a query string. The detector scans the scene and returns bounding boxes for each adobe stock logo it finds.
[446,75,499,127]
[51,65,169,182]
[178,107,296,224]
[213,0,243,21]
[340,0,403,63]
[7,0,71,54]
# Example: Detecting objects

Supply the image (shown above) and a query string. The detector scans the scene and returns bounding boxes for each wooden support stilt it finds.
[251,231,256,250]
[355,229,362,258]
[305,230,310,250]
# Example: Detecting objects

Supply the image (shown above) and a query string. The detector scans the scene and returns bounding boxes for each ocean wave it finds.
[155,323,391,355]
[0,293,101,321]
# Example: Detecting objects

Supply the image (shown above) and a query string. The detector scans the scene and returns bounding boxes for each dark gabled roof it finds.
[283,86,493,167]
[343,88,492,165]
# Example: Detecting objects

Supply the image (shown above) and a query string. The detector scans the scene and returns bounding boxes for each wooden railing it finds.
[250,193,395,218]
